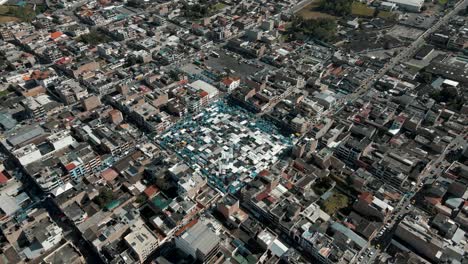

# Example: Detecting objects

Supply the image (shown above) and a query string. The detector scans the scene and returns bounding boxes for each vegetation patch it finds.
[0,4,45,23]
[377,10,395,19]
[77,30,112,45]
[321,191,349,216]
[288,16,337,42]
[297,0,336,20]
[317,0,353,17]
[351,2,375,17]
[94,188,116,208]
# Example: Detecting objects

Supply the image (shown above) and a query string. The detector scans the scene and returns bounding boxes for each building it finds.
[22,216,64,259]
[109,109,124,125]
[395,216,444,262]
[175,221,220,262]
[124,220,159,262]
[370,151,417,188]
[386,0,424,12]
[189,80,219,104]
[12,144,42,166]
[47,131,76,151]
[220,77,241,93]
[81,95,102,111]
[335,137,372,166]
[56,79,88,105]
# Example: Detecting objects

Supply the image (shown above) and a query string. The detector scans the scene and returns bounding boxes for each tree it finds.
[289,16,338,42]
[135,195,147,204]
[420,72,433,84]
[318,0,353,17]
[94,188,114,208]
[77,30,111,45]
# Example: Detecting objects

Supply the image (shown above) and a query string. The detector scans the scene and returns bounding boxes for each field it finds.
[378,10,395,19]
[210,2,226,12]
[351,2,375,17]
[0,15,19,23]
[297,0,335,20]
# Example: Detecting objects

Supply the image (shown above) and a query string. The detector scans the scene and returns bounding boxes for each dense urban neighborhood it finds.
[0,0,467,263]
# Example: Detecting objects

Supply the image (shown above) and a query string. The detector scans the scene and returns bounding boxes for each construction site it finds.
[158,101,294,193]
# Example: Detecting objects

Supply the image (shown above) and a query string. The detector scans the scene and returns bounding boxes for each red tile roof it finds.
[101,168,119,182]
[175,218,198,237]
[425,196,441,205]
[144,185,159,198]
[359,192,374,204]
[222,77,238,86]
[199,90,208,98]
[0,171,9,184]
[65,163,77,171]
[50,31,63,40]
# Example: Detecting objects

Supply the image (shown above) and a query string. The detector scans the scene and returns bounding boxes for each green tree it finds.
[94,188,115,208]
[289,16,337,42]
[135,195,147,204]
[77,30,111,45]
[318,0,353,16]
[420,72,433,84]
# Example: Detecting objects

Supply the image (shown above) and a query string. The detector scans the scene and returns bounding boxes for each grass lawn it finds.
[211,2,226,11]
[0,5,42,23]
[297,0,336,20]
[0,89,10,98]
[0,16,20,23]
[322,191,349,216]
[351,2,375,17]
[438,0,448,4]
[377,10,395,19]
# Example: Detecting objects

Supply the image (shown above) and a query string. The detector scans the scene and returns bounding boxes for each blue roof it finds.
[0,113,17,130]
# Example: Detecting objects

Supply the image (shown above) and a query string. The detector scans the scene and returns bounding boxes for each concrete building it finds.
[175,222,220,262]
[124,220,159,262]
[189,80,219,103]
[109,109,124,125]
[22,216,64,259]
[81,95,102,111]
[47,131,76,151]
[386,0,424,12]
[395,216,444,262]
[220,77,241,93]
[12,144,42,166]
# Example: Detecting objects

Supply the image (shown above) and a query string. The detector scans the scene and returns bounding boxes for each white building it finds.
[175,222,220,262]
[23,217,64,258]
[189,80,219,101]
[220,77,241,93]
[12,144,42,166]
[47,130,76,151]
[385,0,424,12]
[124,220,159,262]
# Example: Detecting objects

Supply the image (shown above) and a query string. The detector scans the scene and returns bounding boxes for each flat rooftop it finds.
[43,242,84,264]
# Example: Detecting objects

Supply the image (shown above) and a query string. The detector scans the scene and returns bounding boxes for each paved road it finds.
[290,0,314,14]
